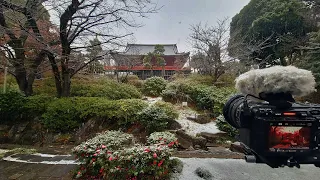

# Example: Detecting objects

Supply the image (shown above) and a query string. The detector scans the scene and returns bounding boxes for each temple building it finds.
[105,44,191,79]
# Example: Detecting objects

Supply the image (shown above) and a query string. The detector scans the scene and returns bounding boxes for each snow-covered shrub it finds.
[147,132,178,148]
[72,130,177,179]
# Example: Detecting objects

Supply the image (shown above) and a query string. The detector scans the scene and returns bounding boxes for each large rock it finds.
[176,130,193,149]
[187,114,212,124]
[230,142,245,153]
[176,130,208,150]
[193,136,207,150]
[168,121,182,130]
[198,132,228,142]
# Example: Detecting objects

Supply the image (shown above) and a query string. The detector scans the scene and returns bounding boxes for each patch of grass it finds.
[9,148,37,155]
[0,148,37,159]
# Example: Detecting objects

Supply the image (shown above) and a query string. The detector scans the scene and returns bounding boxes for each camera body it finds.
[223,93,320,168]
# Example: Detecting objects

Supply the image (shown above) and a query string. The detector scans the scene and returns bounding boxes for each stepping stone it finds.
[28,156,53,162]
[50,156,69,162]
[62,156,75,161]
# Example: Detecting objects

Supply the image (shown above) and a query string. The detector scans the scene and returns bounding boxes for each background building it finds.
[105,44,191,79]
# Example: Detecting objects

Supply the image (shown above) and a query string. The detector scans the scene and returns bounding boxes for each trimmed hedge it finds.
[0,91,26,123]
[71,79,142,99]
[42,98,148,132]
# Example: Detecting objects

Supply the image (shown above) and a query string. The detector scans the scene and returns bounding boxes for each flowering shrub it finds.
[102,145,174,179]
[72,131,134,179]
[73,131,178,179]
[147,132,178,148]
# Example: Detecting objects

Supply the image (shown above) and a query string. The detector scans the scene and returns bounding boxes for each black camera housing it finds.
[223,93,320,168]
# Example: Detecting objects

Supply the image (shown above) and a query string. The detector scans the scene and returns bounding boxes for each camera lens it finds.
[223,94,245,128]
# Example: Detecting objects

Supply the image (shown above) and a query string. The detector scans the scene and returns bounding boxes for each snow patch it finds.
[176,108,221,137]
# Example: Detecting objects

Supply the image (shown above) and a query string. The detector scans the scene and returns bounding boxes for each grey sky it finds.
[132,0,250,53]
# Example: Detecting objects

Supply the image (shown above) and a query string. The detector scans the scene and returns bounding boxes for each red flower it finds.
[99,168,104,173]
[153,160,157,165]
[107,151,112,154]
[77,171,81,175]
[153,153,157,158]
[96,149,101,153]
[101,145,106,149]
[158,160,164,167]
[168,142,175,147]
[93,153,97,157]
[92,158,96,162]
[144,148,151,153]
[109,157,113,161]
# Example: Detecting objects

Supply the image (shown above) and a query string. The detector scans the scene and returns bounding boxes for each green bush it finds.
[71,79,142,99]
[0,91,26,123]
[72,130,177,179]
[154,101,179,120]
[79,98,148,126]
[42,98,148,132]
[161,82,191,102]
[142,77,167,97]
[162,80,236,116]
[123,75,144,89]
[42,98,82,132]
[24,95,54,118]
[137,104,177,134]
[216,115,238,138]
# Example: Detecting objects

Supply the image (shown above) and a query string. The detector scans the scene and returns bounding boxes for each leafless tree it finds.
[189,18,234,82]
[1,0,158,97]
[0,0,57,95]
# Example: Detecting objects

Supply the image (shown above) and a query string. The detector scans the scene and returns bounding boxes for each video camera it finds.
[223,66,320,168]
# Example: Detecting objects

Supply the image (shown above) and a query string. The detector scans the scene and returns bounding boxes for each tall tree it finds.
[143,44,166,77]
[228,0,314,68]
[86,37,104,75]
[1,0,158,97]
[189,19,232,82]
[0,0,57,95]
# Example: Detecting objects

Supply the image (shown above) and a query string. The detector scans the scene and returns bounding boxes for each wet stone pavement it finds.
[0,154,78,180]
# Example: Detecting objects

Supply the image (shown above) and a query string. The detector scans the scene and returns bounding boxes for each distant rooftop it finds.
[123,44,187,56]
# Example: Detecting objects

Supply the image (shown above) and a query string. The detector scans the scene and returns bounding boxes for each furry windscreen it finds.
[235,66,316,97]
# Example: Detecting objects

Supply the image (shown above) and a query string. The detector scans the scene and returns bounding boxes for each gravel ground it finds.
[177,158,320,180]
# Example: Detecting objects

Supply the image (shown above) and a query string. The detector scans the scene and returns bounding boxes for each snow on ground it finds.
[144,96,163,105]
[143,97,221,137]
[177,108,221,137]
[177,158,320,180]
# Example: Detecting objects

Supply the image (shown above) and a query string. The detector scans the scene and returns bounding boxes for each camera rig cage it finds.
[227,93,320,168]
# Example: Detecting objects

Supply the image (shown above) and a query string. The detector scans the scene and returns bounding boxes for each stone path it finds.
[1,153,78,180]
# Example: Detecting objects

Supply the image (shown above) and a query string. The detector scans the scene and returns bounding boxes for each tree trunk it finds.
[15,70,27,94]
[47,52,62,97]
[61,71,71,97]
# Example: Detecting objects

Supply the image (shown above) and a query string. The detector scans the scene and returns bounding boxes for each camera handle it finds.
[239,142,302,168]
[240,142,279,168]
[287,157,301,168]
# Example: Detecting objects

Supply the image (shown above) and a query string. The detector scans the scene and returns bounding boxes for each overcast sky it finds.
[131,0,250,53]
